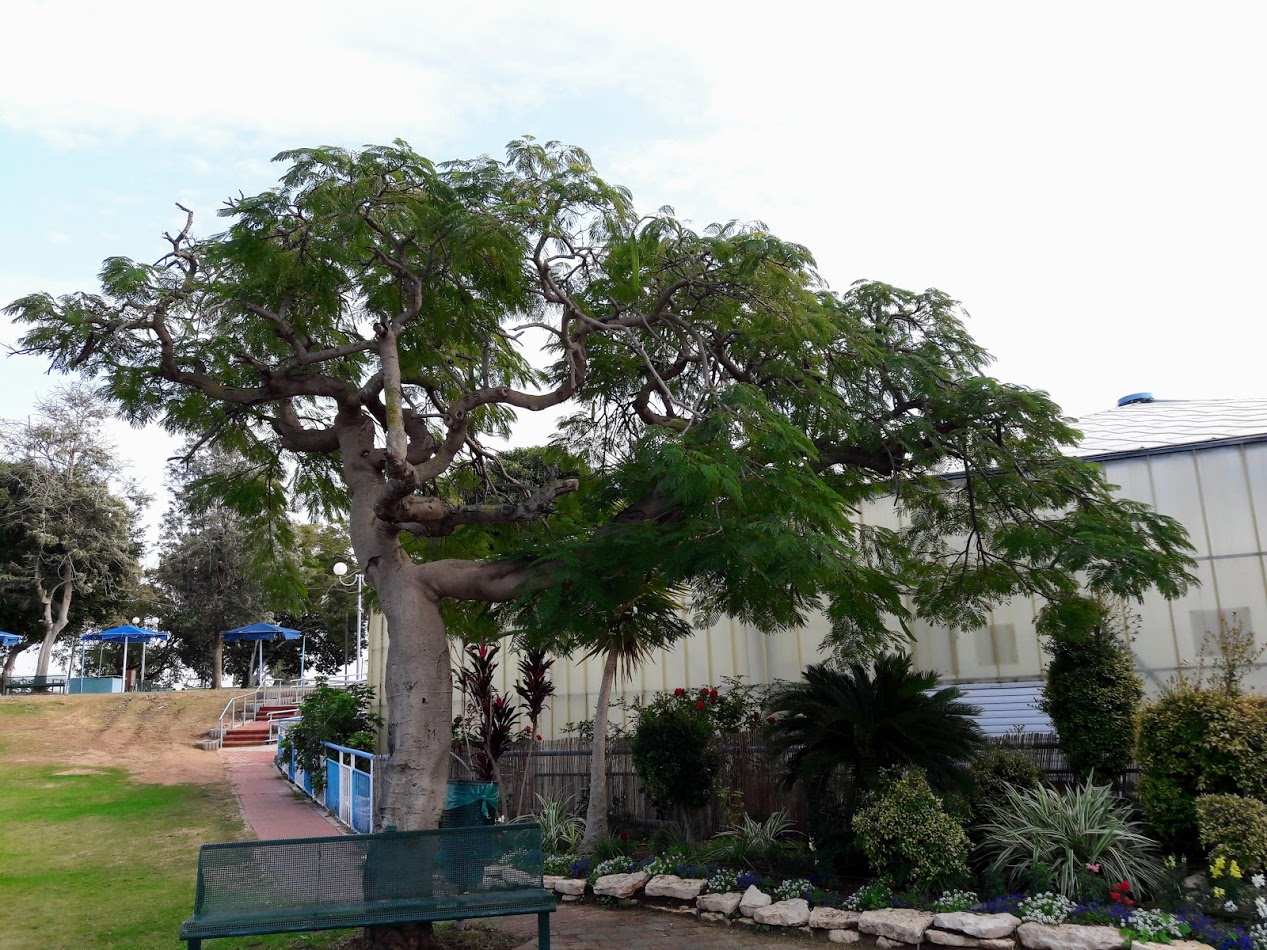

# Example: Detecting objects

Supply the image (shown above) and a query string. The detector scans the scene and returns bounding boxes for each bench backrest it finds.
[193,823,544,916]
[8,676,65,686]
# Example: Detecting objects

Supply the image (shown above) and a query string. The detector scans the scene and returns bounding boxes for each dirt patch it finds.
[0,690,248,786]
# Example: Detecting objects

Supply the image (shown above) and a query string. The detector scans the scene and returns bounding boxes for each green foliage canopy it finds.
[4,139,1196,654]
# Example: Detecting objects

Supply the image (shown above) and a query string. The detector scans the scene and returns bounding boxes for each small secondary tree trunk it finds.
[35,565,73,677]
[210,635,224,690]
[580,648,619,851]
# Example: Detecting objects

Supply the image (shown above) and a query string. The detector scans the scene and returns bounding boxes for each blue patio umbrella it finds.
[222,623,302,687]
[93,624,169,690]
[0,632,21,648]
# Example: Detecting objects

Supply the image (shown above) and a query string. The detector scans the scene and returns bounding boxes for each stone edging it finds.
[541,874,1218,950]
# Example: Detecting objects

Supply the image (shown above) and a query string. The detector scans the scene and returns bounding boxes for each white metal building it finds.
[369,396,1267,738]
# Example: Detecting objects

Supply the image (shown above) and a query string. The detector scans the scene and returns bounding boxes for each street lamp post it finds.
[332,562,364,684]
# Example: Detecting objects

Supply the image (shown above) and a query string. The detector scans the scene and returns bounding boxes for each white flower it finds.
[1226,900,1240,913]
[1257,896,1267,920]
[1255,873,1267,889]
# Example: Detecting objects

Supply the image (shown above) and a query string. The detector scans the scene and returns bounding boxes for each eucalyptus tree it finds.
[7,139,1195,842]
[0,385,143,676]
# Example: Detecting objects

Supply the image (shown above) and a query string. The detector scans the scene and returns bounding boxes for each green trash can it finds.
[440,780,499,827]
[439,781,500,889]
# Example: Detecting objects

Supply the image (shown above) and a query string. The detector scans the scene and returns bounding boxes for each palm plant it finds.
[503,576,693,851]
[765,653,986,803]
[977,779,1165,899]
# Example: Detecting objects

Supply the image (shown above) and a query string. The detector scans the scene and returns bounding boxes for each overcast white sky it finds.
[2,0,1265,554]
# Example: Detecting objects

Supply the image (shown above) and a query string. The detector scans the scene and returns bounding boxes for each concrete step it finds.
[254,705,299,721]
[222,723,273,747]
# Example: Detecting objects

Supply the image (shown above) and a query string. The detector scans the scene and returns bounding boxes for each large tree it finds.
[0,385,143,676]
[7,140,1195,846]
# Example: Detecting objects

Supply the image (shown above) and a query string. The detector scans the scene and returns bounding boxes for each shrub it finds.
[630,699,721,818]
[1137,689,1267,850]
[1196,794,1267,873]
[852,767,970,893]
[977,779,1165,900]
[1038,597,1143,781]
[279,681,382,792]
[969,746,1043,823]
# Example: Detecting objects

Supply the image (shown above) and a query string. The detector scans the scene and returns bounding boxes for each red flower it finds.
[766,716,777,724]
[709,689,719,698]
[700,687,709,695]
[674,687,684,696]
[696,700,706,709]
[536,734,543,741]
[619,830,629,841]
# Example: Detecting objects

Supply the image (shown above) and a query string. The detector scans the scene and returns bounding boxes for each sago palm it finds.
[766,653,985,801]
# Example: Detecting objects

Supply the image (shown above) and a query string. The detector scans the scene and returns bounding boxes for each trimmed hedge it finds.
[1137,689,1267,850]
[1195,793,1267,873]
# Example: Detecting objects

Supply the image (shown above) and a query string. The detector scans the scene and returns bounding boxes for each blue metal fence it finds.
[274,719,380,833]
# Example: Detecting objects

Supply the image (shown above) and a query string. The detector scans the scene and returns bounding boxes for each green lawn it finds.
[0,762,351,949]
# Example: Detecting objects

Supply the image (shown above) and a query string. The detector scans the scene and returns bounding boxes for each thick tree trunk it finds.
[364,921,438,950]
[374,564,454,832]
[580,648,619,851]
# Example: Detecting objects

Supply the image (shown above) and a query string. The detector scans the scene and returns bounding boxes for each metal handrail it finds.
[212,684,321,749]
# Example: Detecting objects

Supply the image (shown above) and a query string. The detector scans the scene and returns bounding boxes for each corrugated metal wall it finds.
[372,439,1267,740]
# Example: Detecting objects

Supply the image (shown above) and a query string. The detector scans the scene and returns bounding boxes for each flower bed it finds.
[538,863,1264,950]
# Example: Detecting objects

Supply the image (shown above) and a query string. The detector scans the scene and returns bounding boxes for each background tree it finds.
[152,452,354,687]
[150,450,272,687]
[0,384,143,676]
[8,140,1196,857]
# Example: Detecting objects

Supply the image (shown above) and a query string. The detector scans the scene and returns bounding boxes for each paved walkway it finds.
[221,747,343,838]
[220,749,820,949]
[495,903,817,950]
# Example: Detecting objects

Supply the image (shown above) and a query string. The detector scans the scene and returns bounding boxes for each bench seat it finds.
[179,823,554,948]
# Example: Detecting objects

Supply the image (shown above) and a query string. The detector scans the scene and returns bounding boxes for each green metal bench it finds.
[179,823,554,949]
[2,675,67,694]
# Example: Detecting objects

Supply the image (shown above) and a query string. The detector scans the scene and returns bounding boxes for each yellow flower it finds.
[1211,856,1227,878]
[1213,886,1226,899]
[1229,861,1242,879]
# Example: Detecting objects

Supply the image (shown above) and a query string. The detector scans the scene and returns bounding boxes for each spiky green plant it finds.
[978,779,1165,899]
[513,793,584,855]
[702,810,799,868]
[765,653,987,802]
